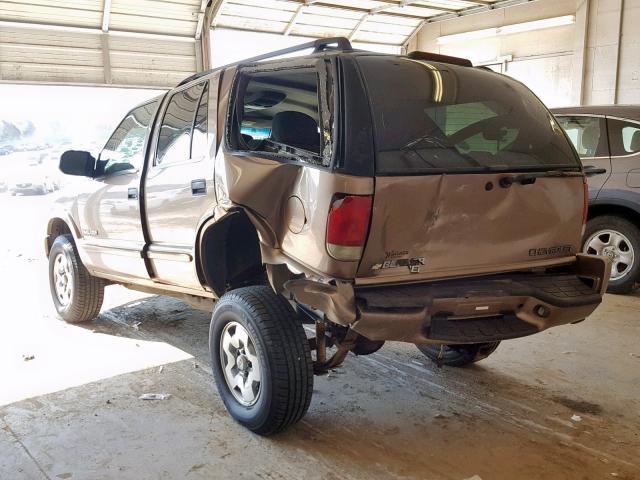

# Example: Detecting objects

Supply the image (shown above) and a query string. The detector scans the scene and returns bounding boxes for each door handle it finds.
[128,188,138,200]
[191,179,207,195]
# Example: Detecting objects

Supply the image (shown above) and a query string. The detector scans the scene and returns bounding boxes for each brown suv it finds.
[46,38,609,435]
[553,106,640,293]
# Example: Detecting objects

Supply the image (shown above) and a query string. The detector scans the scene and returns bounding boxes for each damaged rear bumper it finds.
[285,254,610,345]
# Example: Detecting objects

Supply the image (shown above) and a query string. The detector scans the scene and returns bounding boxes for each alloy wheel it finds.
[584,229,635,281]
[219,321,262,406]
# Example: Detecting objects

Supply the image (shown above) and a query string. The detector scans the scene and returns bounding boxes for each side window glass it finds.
[233,69,325,166]
[156,82,207,166]
[555,116,608,158]
[607,118,640,156]
[191,83,209,160]
[100,100,158,176]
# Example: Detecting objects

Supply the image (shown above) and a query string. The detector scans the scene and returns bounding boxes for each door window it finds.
[156,81,208,166]
[607,118,640,156]
[191,83,209,159]
[99,99,159,176]
[230,69,325,166]
[555,116,609,158]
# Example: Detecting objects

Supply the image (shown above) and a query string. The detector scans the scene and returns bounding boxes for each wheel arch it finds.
[588,201,640,227]
[45,216,79,257]
[196,207,275,298]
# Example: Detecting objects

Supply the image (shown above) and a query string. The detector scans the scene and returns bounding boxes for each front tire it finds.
[48,234,105,323]
[417,342,500,367]
[583,215,640,294]
[209,285,313,435]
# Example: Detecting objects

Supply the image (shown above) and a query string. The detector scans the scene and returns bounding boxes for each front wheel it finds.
[48,234,105,323]
[209,286,313,435]
[583,215,640,294]
[417,342,500,367]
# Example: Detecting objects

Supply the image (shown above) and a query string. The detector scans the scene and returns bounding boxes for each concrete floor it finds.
[1,194,639,480]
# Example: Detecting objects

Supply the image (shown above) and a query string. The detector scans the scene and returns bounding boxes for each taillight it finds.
[326,195,372,261]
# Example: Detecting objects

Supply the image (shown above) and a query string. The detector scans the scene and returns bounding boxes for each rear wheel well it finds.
[587,204,640,228]
[199,211,266,297]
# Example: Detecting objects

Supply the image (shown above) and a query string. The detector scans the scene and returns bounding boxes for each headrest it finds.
[271,111,319,152]
[581,124,599,151]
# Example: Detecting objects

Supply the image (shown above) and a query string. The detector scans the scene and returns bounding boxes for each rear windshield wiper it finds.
[499,169,582,187]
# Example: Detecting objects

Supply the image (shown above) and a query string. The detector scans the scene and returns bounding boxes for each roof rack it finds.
[407,51,473,67]
[177,37,352,87]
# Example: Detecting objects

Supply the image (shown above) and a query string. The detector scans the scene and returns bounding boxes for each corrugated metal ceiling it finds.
[0,0,512,88]
[0,0,205,88]
[211,0,502,47]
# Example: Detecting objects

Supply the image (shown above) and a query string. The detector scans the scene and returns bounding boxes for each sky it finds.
[0,84,162,151]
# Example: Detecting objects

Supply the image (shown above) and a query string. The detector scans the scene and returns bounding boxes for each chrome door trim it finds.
[147,245,193,263]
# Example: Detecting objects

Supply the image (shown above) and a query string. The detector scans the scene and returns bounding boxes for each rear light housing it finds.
[326,194,372,261]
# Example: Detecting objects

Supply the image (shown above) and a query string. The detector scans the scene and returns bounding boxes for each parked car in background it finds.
[0,180,7,193]
[9,167,55,195]
[552,106,640,293]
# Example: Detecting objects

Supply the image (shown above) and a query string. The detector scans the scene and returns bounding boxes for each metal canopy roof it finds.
[0,0,526,88]
[210,0,505,47]
[0,0,207,88]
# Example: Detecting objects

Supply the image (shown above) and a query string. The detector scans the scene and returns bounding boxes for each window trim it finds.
[97,97,161,179]
[152,79,209,169]
[224,59,335,171]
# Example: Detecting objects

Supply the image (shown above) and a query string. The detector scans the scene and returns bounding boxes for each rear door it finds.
[555,115,611,193]
[144,75,218,289]
[355,56,585,282]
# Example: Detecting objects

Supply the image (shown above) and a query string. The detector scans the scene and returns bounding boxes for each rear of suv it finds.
[552,106,640,293]
[47,39,609,435]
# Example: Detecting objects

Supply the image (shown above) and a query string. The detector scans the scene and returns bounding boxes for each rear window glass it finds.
[357,56,580,175]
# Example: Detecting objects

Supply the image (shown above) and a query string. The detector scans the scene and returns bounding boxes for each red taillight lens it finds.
[326,195,372,261]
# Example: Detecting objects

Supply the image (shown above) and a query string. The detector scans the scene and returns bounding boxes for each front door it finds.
[77,99,160,280]
[144,75,218,289]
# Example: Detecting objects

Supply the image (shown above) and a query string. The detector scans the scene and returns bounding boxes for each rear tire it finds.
[417,342,500,367]
[583,215,640,294]
[48,234,105,323]
[209,285,313,435]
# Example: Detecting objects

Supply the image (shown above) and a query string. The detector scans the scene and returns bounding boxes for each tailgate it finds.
[357,173,584,281]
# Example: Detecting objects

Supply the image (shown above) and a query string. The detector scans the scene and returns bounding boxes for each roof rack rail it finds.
[241,36,352,65]
[407,51,473,67]
[177,37,352,87]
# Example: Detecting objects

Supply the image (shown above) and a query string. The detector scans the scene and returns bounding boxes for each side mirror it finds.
[60,150,96,177]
